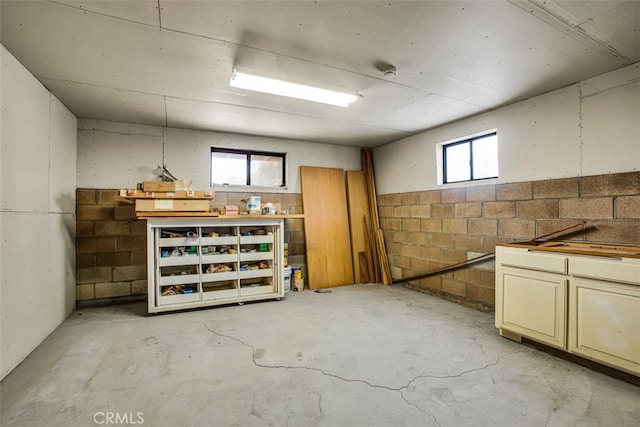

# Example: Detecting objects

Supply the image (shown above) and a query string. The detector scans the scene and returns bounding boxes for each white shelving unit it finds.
[146,218,284,313]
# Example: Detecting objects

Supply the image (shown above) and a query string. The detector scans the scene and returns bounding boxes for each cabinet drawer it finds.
[239,269,273,279]
[158,292,201,306]
[158,236,199,247]
[158,283,200,306]
[240,235,273,244]
[158,255,200,267]
[240,284,275,296]
[240,251,273,262]
[201,236,237,246]
[160,274,200,286]
[499,248,567,274]
[202,288,239,301]
[202,254,238,264]
[201,271,237,282]
[569,257,640,285]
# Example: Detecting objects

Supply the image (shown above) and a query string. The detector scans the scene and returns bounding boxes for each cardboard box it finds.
[135,199,210,212]
[247,195,261,212]
[223,205,239,215]
[142,180,192,192]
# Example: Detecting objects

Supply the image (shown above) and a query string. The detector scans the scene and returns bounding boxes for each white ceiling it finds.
[1,0,638,147]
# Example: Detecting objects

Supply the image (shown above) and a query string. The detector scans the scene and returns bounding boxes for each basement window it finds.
[441,132,498,184]
[211,148,286,188]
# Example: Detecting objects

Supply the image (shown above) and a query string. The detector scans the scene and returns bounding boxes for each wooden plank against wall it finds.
[346,171,370,283]
[362,148,392,285]
[300,166,354,289]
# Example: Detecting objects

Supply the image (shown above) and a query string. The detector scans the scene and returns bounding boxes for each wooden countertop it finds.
[137,212,305,219]
[498,241,640,259]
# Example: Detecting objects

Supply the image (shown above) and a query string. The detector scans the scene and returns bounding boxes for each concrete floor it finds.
[1,284,638,427]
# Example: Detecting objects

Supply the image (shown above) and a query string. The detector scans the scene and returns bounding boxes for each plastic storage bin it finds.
[283,266,292,293]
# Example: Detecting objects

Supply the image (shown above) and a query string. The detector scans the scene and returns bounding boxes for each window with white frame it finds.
[210,148,286,187]
[441,132,498,184]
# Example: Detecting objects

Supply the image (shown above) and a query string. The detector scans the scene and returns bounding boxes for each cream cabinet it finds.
[495,248,568,349]
[497,267,568,349]
[568,257,640,375]
[495,244,640,375]
[146,218,284,313]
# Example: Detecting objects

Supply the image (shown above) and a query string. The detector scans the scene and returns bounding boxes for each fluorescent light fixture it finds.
[230,69,358,108]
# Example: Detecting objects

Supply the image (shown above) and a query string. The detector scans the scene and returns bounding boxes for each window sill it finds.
[212,184,290,193]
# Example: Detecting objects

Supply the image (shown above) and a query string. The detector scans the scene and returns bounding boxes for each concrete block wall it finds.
[379,171,640,311]
[76,189,146,303]
[76,189,305,304]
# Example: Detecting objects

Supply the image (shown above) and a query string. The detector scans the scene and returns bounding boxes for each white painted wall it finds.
[375,63,640,194]
[0,46,77,380]
[77,121,362,192]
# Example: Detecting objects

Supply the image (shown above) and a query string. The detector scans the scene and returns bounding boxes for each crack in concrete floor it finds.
[203,322,524,426]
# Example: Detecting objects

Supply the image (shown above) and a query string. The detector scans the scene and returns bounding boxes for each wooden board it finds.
[137,212,305,219]
[363,216,378,283]
[142,180,192,192]
[498,242,640,259]
[358,252,369,283]
[300,166,354,289]
[346,171,370,283]
[135,199,210,212]
[120,189,214,199]
[138,211,219,218]
[362,149,392,285]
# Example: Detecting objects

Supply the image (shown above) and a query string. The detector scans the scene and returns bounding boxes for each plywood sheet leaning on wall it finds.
[346,170,371,283]
[300,166,354,289]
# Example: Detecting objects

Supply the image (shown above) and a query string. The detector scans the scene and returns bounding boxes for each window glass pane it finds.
[445,143,471,183]
[251,154,284,187]
[472,135,498,179]
[211,152,247,185]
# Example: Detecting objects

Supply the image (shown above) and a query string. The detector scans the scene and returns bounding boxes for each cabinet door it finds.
[497,266,568,349]
[569,278,640,375]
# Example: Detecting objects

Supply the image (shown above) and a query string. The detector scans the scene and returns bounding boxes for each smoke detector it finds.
[381,64,398,79]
